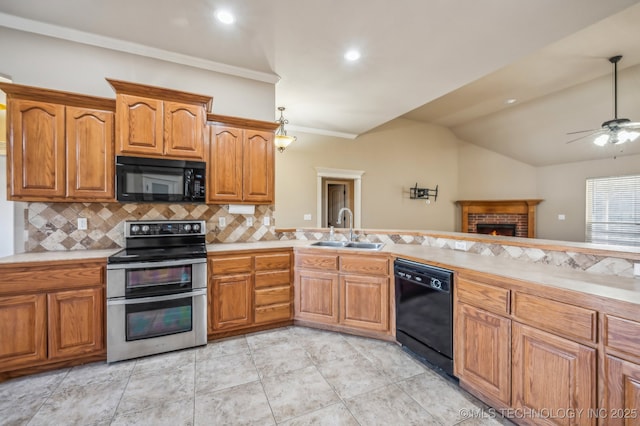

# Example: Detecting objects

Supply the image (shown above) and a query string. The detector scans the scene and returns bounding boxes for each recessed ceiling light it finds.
[344,49,361,62]
[505,98,517,105]
[216,10,235,24]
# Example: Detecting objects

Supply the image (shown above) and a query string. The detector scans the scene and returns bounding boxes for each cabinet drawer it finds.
[255,253,290,271]
[209,256,252,275]
[255,271,290,289]
[605,315,640,357]
[340,255,389,276]
[457,278,510,316]
[255,286,290,306]
[512,292,596,343]
[295,253,338,271]
[255,303,291,324]
[0,264,104,295]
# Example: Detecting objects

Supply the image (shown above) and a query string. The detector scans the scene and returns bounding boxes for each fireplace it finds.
[456,199,543,238]
[476,223,517,237]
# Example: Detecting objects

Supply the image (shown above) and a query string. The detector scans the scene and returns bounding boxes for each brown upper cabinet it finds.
[0,83,115,202]
[107,79,212,161]
[206,114,278,204]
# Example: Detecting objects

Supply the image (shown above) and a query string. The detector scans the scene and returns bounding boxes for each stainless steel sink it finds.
[345,242,385,250]
[310,241,384,250]
[311,241,348,247]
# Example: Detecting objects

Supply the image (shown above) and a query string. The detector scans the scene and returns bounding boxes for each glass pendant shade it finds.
[274,107,296,153]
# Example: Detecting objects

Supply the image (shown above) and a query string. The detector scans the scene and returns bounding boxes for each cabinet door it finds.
[512,323,596,426]
[242,130,274,203]
[211,274,253,330]
[454,303,511,407]
[207,125,243,203]
[164,101,205,160]
[339,274,388,331]
[294,269,339,324]
[605,355,640,425]
[0,294,47,371]
[115,94,163,156]
[47,287,104,360]
[8,99,66,199]
[66,106,115,201]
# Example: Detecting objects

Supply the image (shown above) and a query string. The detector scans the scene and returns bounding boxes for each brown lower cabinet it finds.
[605,356,640,425]
[454,271,598,425]
[294,269,339,324]
[0,293,47,370]
[339,273,388,332]
[511,323,596,426]
[0,261,105,380]
[454,302,511,408]
[207,249,293,337]
[293,250,390,337]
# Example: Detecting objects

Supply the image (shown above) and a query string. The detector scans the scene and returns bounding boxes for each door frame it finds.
[324,179,354,228]
[315,167,364,228]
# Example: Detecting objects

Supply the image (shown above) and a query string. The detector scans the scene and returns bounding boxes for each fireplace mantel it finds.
[456,199,543,238]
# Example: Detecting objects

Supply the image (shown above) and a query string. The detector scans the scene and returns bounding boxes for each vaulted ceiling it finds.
[1,0,640,166]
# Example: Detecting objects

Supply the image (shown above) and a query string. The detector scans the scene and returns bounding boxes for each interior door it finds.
[328,183,346,227]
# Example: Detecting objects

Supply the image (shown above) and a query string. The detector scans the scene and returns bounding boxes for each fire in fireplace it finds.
[476,224,517,237]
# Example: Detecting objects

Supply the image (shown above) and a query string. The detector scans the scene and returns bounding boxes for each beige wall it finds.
[457,143,537,199]
[276,118,540,231]
[276,119,460,230]
[536,153,640,242]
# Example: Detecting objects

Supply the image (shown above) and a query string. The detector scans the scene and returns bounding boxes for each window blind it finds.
[586,174,640,247]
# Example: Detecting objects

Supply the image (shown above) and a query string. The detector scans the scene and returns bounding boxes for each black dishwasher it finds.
[394,258,454,376]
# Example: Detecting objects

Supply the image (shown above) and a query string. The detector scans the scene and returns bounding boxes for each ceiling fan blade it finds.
[566,130,602,144]
[566,128,598,135]
[619,121,640,129]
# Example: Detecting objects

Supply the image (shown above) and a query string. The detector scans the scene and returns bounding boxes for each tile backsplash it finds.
[25,203,639,279]
[26,202,276,252]
[280,229,639,278]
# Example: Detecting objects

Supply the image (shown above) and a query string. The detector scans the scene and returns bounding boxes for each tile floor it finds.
[0,327,515,425]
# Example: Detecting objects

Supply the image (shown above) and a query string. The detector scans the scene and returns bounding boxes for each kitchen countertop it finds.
[206,240,310,253]
[0,248,120,264]
[1,240,637,305]
[387,244,640,306]
[210,240,640,306]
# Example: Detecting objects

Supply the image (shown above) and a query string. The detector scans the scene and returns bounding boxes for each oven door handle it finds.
[107,257,206,270]
[107,288,207,305]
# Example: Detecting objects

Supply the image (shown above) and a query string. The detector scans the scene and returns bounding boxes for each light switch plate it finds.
[263,217,270,226]
[77,218,88,230]
[246,217,254,227]
[303,214,312,221]
[634,263,640,277]
[218,217,226,227]
[558,214,566,221]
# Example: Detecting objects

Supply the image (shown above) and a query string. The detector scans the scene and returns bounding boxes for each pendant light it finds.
[274,107,296,153]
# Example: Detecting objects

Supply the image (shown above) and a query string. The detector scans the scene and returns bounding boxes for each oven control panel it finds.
[126,220,206,237]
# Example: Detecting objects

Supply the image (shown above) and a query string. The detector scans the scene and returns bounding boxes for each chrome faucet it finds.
[336,207,354,241]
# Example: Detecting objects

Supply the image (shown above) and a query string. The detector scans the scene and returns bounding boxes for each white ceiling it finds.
[1,0,640,165]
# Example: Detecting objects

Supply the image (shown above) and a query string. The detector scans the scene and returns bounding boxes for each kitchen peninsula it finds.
[1,227,639,423]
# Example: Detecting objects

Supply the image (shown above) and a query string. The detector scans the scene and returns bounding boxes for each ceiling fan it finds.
[567,55,640,146]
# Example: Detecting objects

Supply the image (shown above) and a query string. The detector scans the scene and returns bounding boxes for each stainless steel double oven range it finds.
[106,220,208,363]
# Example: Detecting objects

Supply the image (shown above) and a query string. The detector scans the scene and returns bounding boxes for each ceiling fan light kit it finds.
[567,55,640,147]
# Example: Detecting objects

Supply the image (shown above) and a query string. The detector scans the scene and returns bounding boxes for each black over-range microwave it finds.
[116,156,206,203]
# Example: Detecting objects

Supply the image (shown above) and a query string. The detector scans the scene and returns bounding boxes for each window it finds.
[586,174,640,247]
